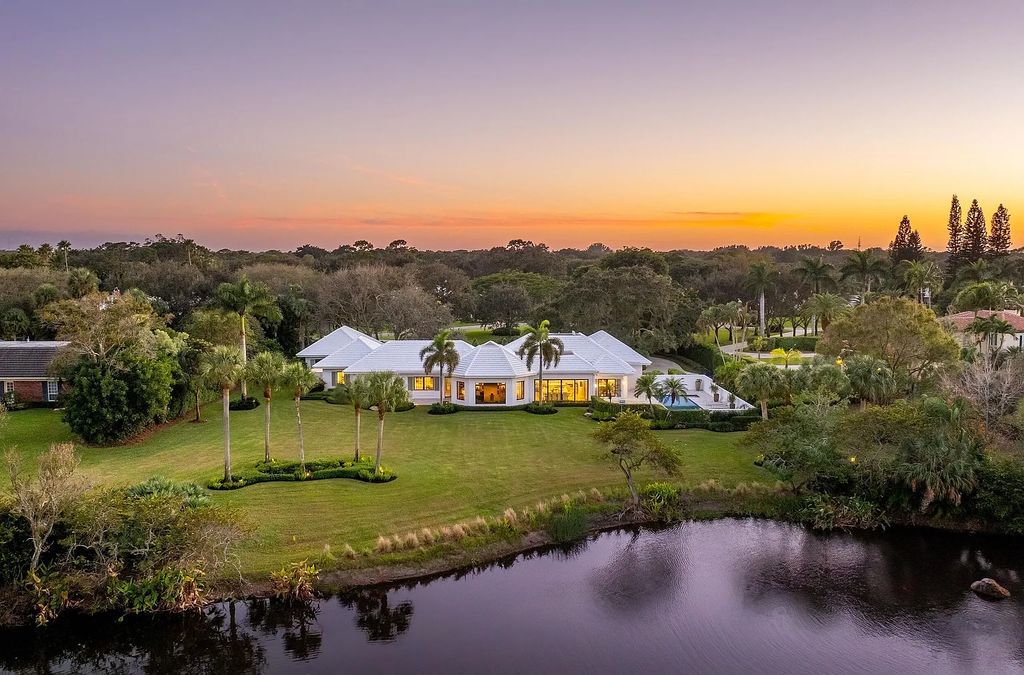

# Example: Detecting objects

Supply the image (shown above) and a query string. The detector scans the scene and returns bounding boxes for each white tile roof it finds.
[296,326,381,358]
[344,339,475,375]
[506,332,635,375]
[312,335,381,369]
[452,341,532,378]
[588,330,651,366]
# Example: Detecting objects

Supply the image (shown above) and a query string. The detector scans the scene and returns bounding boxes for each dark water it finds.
[2,519,1023,674]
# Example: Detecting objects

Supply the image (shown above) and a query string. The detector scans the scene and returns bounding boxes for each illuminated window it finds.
[445,378,452,398]
[333,371,345,386]
[597,378,620,399]
[516,380,525,400]
[410,376,436,391]
[475,382,506,404]
[456,381,465,400]
[534,379,588,402]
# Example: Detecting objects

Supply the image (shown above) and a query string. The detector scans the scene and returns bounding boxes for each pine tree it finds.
[945,194,963,274]
[988,204,1012,257]
[889,215,922,264]
[961,199,988,264]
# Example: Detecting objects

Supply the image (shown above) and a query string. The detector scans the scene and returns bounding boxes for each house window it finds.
[410,376,437,391]
[445,378,452,399]
[475,382,506,404]
[456,381,465,401]
[2,381,12,394]
[597,378,620,399]
[516,380,525,400]
[333,371,345,387]
[46,380,59,402]
[534,379,588,402]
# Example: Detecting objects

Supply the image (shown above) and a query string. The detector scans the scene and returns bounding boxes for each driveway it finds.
[647,356,688,373]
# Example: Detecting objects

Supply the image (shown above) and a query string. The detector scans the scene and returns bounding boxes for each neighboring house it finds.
[301,326,747,410]
[944,310,1024,352]
[0,341,70,404]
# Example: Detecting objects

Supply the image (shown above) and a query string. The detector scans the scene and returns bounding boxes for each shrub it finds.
[301,390,332,401]
[124,476,209,508]
[394,400,415,412]
[590,410,615,422]
[0,506,32,584]
[799,495,888,531]
[428,401,458,415]
[678,344,723,373]
[524,402,557,415]
[640,482,682,520]
[667,409,711,426]
[649,418,678,430]
[107,567,206,613]
[271,560,319,601]
[767,336,818,352]
[708,421,737,432]
[229,396,260,411]
[546,503,589,543]
[970,457,1024,534]
[209,458,396,489]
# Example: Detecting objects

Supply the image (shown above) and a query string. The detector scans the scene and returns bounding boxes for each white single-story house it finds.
[298,326,749,410]
[943,309,1024,352]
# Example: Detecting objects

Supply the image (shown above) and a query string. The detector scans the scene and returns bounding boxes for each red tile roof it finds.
[944,310,1024,331]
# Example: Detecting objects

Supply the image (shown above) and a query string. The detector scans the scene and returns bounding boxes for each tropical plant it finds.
[661,376,686,407]
[840,250,887,299]
[280,362,321,475]
[340,376,372,462]
[966,315,1015,359]
[843,354,896,410]
[516,319,565,403]
[744,261,777,335]
[592,411,680,509]
[246,352,285,463]
[901,260,943,306]
[794,257,836,332]
[633,372,664,417]
[419,329,460,404]
[801,293,847,333]
[56,240,71,272]
[365,371,410,473]
[736,362,784,419]
[949,281,1020,313]
[201,345,244,482]
[213,276,282,397]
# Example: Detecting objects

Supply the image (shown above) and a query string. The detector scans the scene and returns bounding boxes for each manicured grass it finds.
[1,403,765,574]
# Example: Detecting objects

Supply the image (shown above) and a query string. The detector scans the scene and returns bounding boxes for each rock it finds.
[971,578,1011,599]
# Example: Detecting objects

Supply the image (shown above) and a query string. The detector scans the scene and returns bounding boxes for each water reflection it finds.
[338,589,414,643]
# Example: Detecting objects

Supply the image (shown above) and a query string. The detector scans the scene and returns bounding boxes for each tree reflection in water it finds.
[246,598,323,661]
[339,588,414,643]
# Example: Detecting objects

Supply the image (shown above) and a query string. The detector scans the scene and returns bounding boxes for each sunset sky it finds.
[1,1,1022,251]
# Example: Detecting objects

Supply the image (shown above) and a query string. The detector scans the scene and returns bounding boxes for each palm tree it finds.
[794,256,835,333]
[801,293,847,332]
[246,352,285,463]
[661,376,686,407]
[633,372,664,417]
[213,276,282,397]
[698,304,732,359]
[956,259,996,284]
[901,260,943,306]
[280,362,321,475]
[419,329,460,404]
[56,240,71,272]
[844,354,895,411]
[735,362,783,419]
[744,261,777,336]
[966,315,1015,360]
[516,320,565,403]
[950,281,1020,313]
[340,376,372,462]
[366,371,410,474]
[840,250,887,301]
[202,346,244,483]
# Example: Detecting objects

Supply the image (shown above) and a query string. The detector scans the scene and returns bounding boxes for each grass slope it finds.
[1,403,764,574]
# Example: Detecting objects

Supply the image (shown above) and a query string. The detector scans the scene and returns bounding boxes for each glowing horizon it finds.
[2,2,1021,252]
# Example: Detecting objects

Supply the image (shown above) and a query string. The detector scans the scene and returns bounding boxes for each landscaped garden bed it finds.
[208,458,396,489]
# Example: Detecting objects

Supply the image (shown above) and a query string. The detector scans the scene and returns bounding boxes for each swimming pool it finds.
[660,396,700,410]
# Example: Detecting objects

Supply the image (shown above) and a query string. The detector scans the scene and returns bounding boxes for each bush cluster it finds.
[765,336,818,352]
[524,402,557,415]
[428,401,458,415]
[228,396,260,411]
[208,458,396,490]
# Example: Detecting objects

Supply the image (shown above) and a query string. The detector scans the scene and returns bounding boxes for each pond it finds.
[1,518,1022,674]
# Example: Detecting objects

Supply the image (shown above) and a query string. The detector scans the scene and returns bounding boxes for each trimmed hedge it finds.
[766,336,818,352]
[208,458,396,490]
[524,402,557,415]
[229,396,260,411]
[428,402,458,415]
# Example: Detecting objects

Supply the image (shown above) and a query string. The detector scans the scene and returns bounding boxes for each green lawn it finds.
[1,403,765,574]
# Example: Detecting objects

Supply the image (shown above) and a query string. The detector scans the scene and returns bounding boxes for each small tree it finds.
[844,354,896,411]
[6,443,85,575]
[419,330,460,404]
[593,411,680,509]
[736,362,784,419]
[517,320,565,403]
[202,346,244,482]
[247,352,285,463]
[280,362,321,474]
[661,376,686,407]
[366,371,410,473]
[633,372,664,416]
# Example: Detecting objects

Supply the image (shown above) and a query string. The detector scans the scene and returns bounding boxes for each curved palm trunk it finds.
[438,367,445,405]
[263,394,272,463]
[538,358,545,403]
[758,291,766,335]
[295,395,305,474]
[239,315,248,397]
[222,388,232,482]
[375,412,385,473]
[759,399,768,420]
[354,406,362,462]
[194,389,202,423]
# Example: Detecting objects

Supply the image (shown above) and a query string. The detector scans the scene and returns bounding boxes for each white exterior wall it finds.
[451,377,534,406]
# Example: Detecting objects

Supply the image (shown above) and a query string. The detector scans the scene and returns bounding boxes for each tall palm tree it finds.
[950,281,1020,313]
[246,351,285,463]
[901,260,943,306]
[844,354,895,411]
[365,371,410,474]
[340,376,372,462]
[840,251,887,301]
[517,320,565,403]
[744,261,777,336]
[735,362,783,419]
[202,346,244,483]
[967,315,1015,359]
[419,329,460,404]
[56,240,71,272]
[956,259,996,284]
[801,293,847,332]
[213,276,282,397]
[661,376,686,407]
[633,372,664,417]
[794,256,836,334]
[280,362,321,475]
